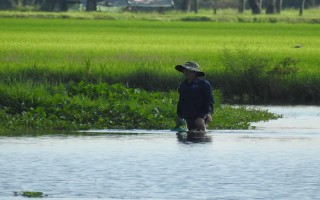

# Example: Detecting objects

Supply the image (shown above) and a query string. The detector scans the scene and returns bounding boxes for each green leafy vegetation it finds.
[14,191,47,198]
[6,12,320,133]
[216,47,315,103]
[212,105,279,129]
[0,82,177,132]
[0,81,279,135]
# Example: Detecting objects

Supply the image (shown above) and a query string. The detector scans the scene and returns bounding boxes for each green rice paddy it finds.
[1,17,319,101]
[1,18,319,73]
[0,11,319,133]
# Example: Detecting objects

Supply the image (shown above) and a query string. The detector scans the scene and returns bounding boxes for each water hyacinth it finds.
[14,191,47,198]
[0,81,279,134]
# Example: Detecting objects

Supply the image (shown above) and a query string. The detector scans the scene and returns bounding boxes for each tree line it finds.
[0,0,97,11]
[1,0,319,15]
[239,0,316,15]
[185,0,319,15]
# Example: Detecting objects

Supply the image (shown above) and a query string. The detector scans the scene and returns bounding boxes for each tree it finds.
[212,0,224,14]
[266,0,276,14]
[58,0,68,11]
[4,0,26,9]
[181,0,199,13]
[40,0,55,11]
[276,0,282,14]
[265,0,283,15]
[182,0,191,11]
[39,0,66,11]
[86,0,97,11]
[248,0,261,14]
[238,0,246,13]
[299,0,306,16]
[0,1,11,10]
[193,0,198,13]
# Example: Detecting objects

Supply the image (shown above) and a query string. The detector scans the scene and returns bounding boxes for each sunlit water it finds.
[1,106,320,200]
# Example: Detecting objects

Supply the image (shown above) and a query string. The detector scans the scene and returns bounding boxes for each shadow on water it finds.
[176,131,213,143]
[0,129,148,137]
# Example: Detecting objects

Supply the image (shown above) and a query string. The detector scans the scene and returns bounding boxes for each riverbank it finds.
[0,82,280,135]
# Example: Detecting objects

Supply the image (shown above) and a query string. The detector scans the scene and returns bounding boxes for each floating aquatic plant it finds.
[14,191,47,198]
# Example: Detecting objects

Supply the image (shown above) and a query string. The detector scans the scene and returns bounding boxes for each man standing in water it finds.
[175,61,214,132]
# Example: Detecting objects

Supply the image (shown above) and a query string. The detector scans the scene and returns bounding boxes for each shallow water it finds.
[1,106,320,200]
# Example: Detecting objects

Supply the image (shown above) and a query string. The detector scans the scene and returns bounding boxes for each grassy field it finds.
[1,18,319,71]
[0,10,319,133]
[1,16,319,102]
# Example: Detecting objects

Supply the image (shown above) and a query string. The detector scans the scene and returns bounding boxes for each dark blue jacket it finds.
[177,78,214,119]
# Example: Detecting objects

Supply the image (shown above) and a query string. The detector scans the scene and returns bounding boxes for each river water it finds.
[0,106,320,200]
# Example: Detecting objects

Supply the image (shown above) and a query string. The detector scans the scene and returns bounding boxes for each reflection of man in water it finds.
[175,61,214,132]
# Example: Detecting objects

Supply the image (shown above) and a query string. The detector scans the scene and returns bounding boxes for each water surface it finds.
[1,106,319,200]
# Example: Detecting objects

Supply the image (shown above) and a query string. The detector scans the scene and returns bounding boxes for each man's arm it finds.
[201,80,214,120]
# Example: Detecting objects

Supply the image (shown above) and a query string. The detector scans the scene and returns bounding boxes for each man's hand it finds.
[204,114,212,124]
[176,117,186,126]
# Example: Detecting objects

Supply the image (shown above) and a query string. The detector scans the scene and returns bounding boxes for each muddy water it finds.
[0,106,319,200]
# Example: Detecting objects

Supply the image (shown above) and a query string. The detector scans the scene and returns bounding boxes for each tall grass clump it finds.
[218,46,270,103]
[215,46,319,104]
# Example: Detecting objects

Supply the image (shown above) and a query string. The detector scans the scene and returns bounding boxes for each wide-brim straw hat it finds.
[175,61,205,77]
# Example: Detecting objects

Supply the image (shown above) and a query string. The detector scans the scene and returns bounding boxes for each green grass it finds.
[1,11,319,133]
[1,17,319,69]
[1,18,319,74]
[14,191,47,198]
[0,81,280,135]
[0,17,319,103]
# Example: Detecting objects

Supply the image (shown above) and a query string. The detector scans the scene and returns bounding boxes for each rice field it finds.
[1,17,319,73]
[0,18,319,67]
[0,12,319,132]
[1,17,319,102]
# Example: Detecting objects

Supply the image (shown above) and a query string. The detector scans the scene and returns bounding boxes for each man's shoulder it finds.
[179,79,188,85]
[180,78,211,86]
[196,78,211,86]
